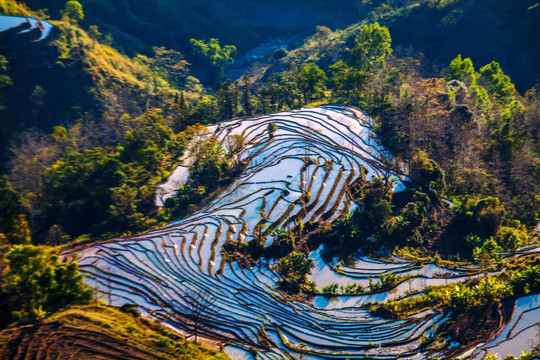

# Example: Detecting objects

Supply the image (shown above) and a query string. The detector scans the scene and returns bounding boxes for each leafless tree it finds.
[182,288,219,342]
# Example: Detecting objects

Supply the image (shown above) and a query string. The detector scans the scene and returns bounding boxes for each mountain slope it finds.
[0,1,199,165]
[13,0,539,90]
[0,304,229,360]
[19,0,365,55]
[379,0,540,92]
[263,0,539,92]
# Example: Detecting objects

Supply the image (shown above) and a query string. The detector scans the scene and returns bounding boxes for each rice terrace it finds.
[67,107,540,359]
[0,1,539,359]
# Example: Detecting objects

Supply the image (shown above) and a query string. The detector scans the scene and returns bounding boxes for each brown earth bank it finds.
[442,299,514,357]
[0,304,230,360]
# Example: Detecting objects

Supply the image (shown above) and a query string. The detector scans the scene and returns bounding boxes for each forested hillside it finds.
[17,0,364,55]
[363,0,540,92]
[13,0,540,91]
[0,0,539,359]
[0,1,203,164]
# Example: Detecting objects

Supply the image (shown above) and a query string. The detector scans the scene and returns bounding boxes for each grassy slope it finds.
[0,0,200,165]
[1,0,181,100]
[0,0,34,16]
[0,304,230,360]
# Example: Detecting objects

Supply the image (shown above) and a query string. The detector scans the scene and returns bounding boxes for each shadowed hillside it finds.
[15,0,539,91]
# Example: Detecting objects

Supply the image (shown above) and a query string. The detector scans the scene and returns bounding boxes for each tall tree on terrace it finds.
[216,79,239,120]
[241,72,253,117]
[181,288,219,343]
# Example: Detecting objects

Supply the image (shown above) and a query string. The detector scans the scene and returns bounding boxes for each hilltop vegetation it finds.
[12,0,537,91]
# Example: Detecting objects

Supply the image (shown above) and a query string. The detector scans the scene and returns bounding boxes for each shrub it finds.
[272,48,288,60]
[322,283,338,295]
[509,265,540,295]
[497,226,527,251]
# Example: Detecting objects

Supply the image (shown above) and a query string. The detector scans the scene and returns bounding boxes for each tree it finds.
[0,176,23,241]
[190,38,236,68]
[445,54,477,86]
[267,121,277,138]
[279,72,302,108]
[106,185,146,231]
[152,47,190,86]
[479,61,515,103]
[44,147,125,236]
[189,96,219,125]
[216,79,239,120]
[0,55,12,89]
[272,47,288,60]
[449,283,473,308]
[190,38,236,83]
[45,224,70,245]
[10,215,31,244]
[472,238,502,267]
[1,245,91,327]
[496,226,527,251]
[297,63,327,104]
[120,108,174,166]
[350,22,392,71]
[452,196,507,248]
[62,1,84,23]
[190,136,231,193]
[241,72,253,116]
[509,265,540,295]
[277,252,314,282]
[259,75,282,112]
[329,60,352,94]
[410,151,446,196]
[473,277,507,304]
[87,25,102,41]
[0,55,12,112]
[227,134,245,159]
[182,288,218,342]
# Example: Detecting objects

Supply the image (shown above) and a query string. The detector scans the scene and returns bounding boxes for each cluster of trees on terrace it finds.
[0,244,91,328]
[370,257,540,318]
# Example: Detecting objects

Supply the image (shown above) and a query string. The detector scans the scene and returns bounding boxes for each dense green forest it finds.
[0,0,539,358]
